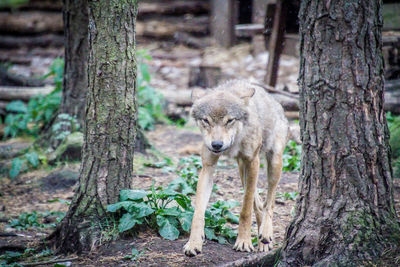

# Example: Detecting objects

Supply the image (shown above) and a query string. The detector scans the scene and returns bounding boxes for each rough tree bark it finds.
[50,0,138,253]
[59,0,88,128]
[279,0,400,266]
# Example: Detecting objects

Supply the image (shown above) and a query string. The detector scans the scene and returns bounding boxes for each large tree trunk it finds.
[50,0,138,253]
[279,0,399,266]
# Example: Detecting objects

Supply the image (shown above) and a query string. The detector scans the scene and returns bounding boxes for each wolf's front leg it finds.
[233,155,259,252]
[184,149,218,256]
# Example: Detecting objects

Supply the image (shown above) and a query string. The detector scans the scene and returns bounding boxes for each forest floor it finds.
[1,123,400,266]
[0,123,301,266]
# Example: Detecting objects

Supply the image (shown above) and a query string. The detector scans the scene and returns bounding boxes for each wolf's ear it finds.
[191,88,207,102]
[235,87,255,104]
[239,87,255,99]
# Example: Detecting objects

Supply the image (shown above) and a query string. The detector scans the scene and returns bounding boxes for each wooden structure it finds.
[210,0,237,48]
[264,0,287,87]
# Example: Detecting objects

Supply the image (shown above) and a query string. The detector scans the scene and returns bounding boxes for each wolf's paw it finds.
[258,232,273,252]
[233,237,254,252]
[258,239,273,252]
[184,239,203,256]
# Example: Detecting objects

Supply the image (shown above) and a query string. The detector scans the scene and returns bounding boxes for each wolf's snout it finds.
[211,141,223,151]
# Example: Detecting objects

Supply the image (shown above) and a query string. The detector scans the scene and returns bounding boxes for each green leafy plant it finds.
[3,58,63,139]
[0,248,54,267]
[0,251,23,267]
[51,113,80,141]
[168,156,202,195]
[276,191,299,201]
[386,112,400,177]
[8,210,65,230]
[9,151,41,179]
[123,247,144,261]
[107,181,239,243]
[282,140,301,172]
[137,49,169,131]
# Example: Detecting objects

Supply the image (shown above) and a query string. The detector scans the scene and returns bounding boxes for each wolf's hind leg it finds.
[234,155,259,252]
[258,152,283,252]
[238,159,263,233]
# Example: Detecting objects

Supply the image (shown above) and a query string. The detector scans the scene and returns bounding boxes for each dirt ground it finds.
[0,124,300,266]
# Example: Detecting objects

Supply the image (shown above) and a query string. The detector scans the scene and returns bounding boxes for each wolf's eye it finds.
[202,118,209,125]
[226,118,235,125]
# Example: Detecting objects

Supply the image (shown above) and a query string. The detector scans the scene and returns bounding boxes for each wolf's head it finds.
[191,86,255,154]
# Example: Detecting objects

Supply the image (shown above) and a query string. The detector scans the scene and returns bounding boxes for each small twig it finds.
[20,257,78,267]
[252,82,299,99]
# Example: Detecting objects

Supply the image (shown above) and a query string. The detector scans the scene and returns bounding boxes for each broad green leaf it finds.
[159,207,181,217]
[10,158,24,179]
[179,212,193,232]
[118,213,139,233]
[106,201,134,212]
[224,211,239,224]
[140,63,151,83]
[6,100,27,113]
[217,236,227,244]
[130,202,154,218]
[159,188,179,197]
[174,195,192,210]
[120,189,148,201]
[25,152,39,167]
[158,217,180,240]
[204,227,217,241]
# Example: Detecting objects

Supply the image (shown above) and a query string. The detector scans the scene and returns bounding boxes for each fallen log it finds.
[158,88,300,112]
[0,54,31,65]
[174,32,211,49]
[137,16,209,39]
[0,34,64,48]
[0,66,45,86]
[139,1,209,16]
[0,11,63,34]
[0,0,62,11]
[0,85,54,101]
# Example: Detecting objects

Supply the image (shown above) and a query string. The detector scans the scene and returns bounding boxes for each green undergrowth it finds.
[387,112,400,177]
[3,58,63,139]
[0,248,53,267]
[7,210,65,230]
[282,140,301,172]
[108,156,239,244]
[2,49,176,179]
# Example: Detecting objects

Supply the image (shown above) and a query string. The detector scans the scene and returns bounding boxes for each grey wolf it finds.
[184,79,288,256]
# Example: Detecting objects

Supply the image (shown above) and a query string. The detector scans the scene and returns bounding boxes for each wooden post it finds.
[251,0,270,54]
[211,0,237,48]
[264,0,287,87]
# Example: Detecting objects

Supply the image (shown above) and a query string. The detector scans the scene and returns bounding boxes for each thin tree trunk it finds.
[37,0,88,149]
[279,0,400,266]
[50,0,138,253]
[60,0,88,127]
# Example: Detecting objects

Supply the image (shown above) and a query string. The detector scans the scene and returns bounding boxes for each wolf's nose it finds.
[211,141,223,150]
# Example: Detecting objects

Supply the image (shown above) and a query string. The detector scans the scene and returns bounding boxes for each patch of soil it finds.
[40,169,79,192]
[79,231,256,267]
